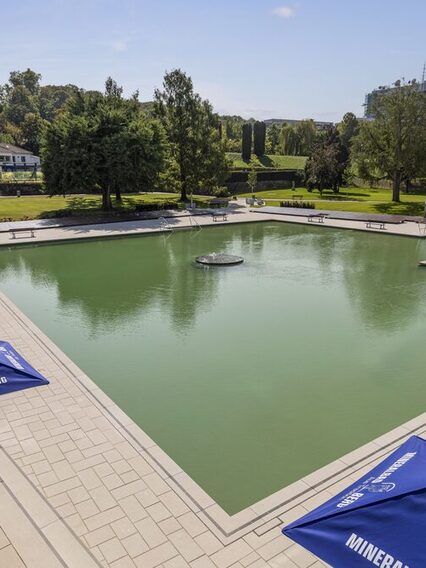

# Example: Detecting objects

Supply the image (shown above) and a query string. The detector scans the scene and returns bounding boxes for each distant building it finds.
[264,118,333,130]
[364,66,426,118]
[0,143,40,170]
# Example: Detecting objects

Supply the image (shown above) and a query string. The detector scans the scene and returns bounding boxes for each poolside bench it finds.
[366,220,386,230]
[308,214,327,224]
[212,211,228,222]
[9,227,35,239]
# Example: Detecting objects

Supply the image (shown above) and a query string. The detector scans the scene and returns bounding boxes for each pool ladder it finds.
[159,217,173,232]
[188,214,202,231]
[158,213,202,234]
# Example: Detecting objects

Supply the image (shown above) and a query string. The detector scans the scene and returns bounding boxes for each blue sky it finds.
[2,0,425,121]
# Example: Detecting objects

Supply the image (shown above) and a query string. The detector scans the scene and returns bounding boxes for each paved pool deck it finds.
[1,208,426,567]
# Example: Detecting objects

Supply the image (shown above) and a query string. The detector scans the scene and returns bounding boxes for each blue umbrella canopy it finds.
[0,341,49,395]
[283,435,426,567]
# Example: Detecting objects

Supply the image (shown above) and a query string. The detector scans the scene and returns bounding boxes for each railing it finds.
[158,217,172,231]
[188,214,202,230]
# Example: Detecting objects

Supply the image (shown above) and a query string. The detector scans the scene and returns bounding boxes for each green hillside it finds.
[228,153,307,170]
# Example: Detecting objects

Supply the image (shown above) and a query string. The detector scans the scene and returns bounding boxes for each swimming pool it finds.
[1,222,426,514]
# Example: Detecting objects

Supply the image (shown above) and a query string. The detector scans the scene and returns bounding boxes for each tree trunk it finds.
[180,170,187,201]
[392,170,401,202]
[102,186,112,211]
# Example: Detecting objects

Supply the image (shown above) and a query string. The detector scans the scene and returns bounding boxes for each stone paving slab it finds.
[0,207,424,249]
[1,212,426,567]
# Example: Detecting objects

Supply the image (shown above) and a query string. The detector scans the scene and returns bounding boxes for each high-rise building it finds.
[364,65,426,118]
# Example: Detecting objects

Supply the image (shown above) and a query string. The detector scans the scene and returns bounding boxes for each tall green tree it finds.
[280,123,300,155]
[154,69,228,201]
[253,121,266,157]
[42,79,168,210]
[266,124,280,154]
[352,80,426,201]
[241,122,252,161]
[338,112,359,150]
[39,84,80,121]
[305,130,344,195]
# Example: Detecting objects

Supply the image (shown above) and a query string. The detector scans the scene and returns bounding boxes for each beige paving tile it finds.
[134,542,178,568]
[168,529,204,562]
[122,533,149,558]
[111,517,137,540]
[0,545,26,568]
[211,540,253,568]
[0,527,9,550]
[135,517,168,548]
[99,537,127,563]
[177,512,207,538]
[194,532,223,556]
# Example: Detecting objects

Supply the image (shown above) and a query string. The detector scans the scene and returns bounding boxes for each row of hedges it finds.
[134,200,180,212]
[280,201,315,209]
[0,183,44,196]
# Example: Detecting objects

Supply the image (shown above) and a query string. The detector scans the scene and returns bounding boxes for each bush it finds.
[280,201,315,209]
[134,200,179,212]
[212,186,230,198]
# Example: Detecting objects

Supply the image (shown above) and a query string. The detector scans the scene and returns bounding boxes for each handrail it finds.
[158,216,172,231]
[189,214,202,230]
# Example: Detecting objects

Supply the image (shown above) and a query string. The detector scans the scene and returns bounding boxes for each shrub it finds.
[134,200,179,212]
[280,201,315,209]
[212,186,230,198]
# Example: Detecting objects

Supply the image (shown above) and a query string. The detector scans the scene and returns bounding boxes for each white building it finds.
[0,143,40,170]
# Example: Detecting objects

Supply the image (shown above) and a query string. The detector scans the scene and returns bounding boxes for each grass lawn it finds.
[227,153,307,170]
[0,193,211,221]
[240,186,426,216]
[295,200,425,216]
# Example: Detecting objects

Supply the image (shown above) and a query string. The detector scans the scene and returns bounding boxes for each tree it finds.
[305,137,340,195]
[42,79,168,210]
[295,119,317,155]
[351,80,426,202]
[8,69,41,96]
[247,165,257,196]
[3,85,39,125]
[39,84,80,121]
[154,69,228,201]
[281,123,300,155]
[0,69,78,154]
[19,113,48,155]
[253,121,266,157]
[242,122,252,161]
[266,124,280,154]
[338,112,359,149]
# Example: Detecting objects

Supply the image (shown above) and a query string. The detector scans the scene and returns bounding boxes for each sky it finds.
[1,0,425,122]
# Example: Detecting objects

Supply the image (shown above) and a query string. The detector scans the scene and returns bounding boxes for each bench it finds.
[366,220,386,230]
[9,227,36,239]
[212,211,228,222]
[308,214,327,224]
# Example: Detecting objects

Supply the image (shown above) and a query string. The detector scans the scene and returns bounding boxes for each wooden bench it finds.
[9,227,36,239]
[366,220,386,230]
[212,211,228,222]
[308,214,327,224]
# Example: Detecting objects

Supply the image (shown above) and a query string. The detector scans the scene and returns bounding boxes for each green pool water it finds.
[1,222,426,515]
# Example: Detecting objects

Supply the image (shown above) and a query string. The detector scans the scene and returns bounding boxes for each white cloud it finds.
[111,40,127,53]
[272,5,296,18]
